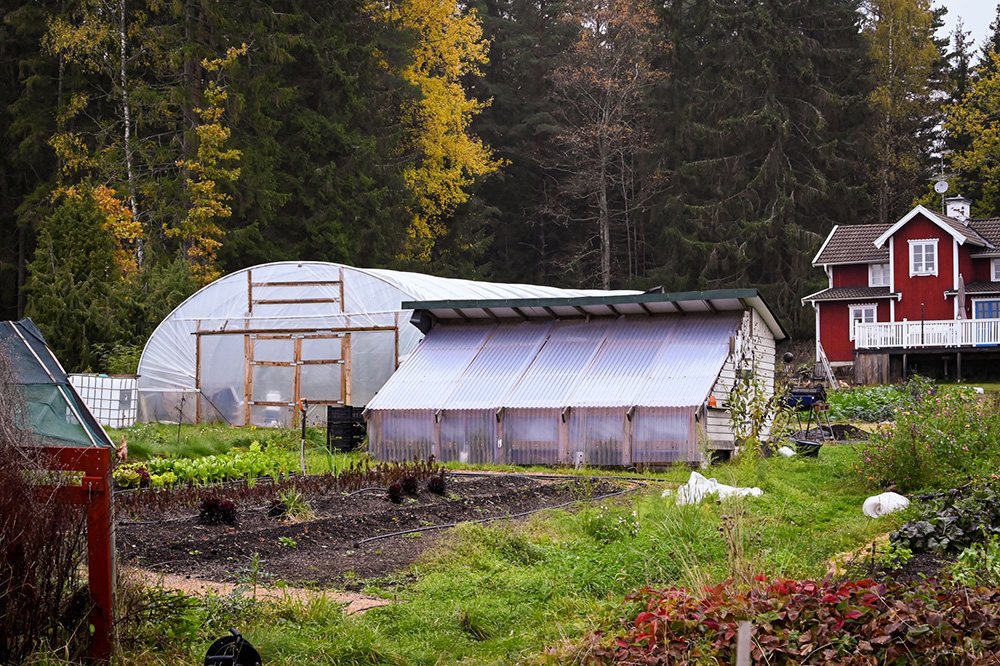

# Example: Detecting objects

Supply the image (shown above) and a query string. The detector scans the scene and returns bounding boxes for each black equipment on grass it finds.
[205,629,261,666]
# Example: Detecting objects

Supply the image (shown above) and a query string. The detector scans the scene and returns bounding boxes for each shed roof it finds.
[365,313,744,411]
[404,288,787,340]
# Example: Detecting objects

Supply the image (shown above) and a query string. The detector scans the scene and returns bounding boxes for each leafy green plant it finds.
[278,536,297,548]
[950,536,1000,587]
[827,384,909,422]
[892,480,1000,554]
[278,489,313,521]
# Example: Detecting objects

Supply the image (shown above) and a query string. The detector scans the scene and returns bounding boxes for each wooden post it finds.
[957,351,962,382]
[38,447,114,662]
[244,334,253,426]
[194,323,202,423]
[292,336,302,428]
[247,269,253,315]
[343,333,352,406]
[394,311,400,370]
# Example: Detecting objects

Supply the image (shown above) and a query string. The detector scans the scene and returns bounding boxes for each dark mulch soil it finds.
[845,552,951,586]
[118,475,623,587]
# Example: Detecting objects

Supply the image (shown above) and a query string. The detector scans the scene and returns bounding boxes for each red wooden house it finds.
[804,197,1000,383]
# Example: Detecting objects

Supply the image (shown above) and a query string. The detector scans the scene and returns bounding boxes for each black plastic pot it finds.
[793,438,822,458]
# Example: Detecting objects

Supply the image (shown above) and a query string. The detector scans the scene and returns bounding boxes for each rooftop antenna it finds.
[935,178,949,215]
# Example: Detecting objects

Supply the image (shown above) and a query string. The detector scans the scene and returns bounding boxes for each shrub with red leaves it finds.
[198,494,237,525]
[427,474,446,495]
[572,577,1000,665]
[387,482,404,504]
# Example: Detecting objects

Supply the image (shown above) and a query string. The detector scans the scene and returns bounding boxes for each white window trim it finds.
[848,302,878,341]
[992,259,1000,282]
[868,262,890,287]
[908,238,939,277]
[972,297,1000,320]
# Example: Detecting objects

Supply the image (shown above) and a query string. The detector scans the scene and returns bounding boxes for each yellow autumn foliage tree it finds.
[946,52,1000,217]
[387,0,502,262]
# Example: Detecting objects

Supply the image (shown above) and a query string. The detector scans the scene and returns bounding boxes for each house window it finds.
[869,263,890,287]
[992,259,1000,282]
[975,299,1000,320]
[849,303,877,341]
[909,239,938,276]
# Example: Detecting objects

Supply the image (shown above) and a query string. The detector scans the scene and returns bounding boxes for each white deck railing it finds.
[855,318,1000,349]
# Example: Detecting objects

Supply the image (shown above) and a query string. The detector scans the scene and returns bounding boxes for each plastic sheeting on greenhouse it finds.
[137,261,632,427]
[0,319,113,448]
[367,311,745,466]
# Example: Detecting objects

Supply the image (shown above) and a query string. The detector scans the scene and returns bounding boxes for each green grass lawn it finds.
[116,443,900,666]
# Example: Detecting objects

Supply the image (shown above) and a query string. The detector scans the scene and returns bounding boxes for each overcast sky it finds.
[938,1,997,52]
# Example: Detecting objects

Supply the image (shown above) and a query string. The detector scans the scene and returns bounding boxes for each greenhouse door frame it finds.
[244,331,349,427]
[193,324,397,425]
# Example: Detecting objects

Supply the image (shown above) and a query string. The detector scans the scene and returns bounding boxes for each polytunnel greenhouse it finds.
[137,261,627,427]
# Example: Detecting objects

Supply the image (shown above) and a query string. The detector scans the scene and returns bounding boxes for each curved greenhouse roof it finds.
[137,261,633,426]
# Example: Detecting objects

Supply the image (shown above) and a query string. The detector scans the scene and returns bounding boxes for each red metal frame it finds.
[35,446,114,661]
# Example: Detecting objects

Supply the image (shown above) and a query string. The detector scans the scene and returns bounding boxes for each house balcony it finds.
[855,318,1000,350]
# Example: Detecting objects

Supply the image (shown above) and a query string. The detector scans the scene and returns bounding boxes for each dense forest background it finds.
[2,0,1000,370]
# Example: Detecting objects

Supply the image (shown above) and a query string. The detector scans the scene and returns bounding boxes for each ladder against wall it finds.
[816,341,838,388]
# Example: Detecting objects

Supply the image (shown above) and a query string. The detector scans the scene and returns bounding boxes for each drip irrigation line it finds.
[118,514,199,526]
[346,486,389,496]
[353,481,645,548]
[446,470,680,484]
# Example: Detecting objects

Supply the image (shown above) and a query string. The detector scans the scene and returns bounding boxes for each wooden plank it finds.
[249,400,294,407]
[339,267,345,313]
[252,298,338,305]
[251,280,341,287]
[195,325,396,336]
[195,321,202,424]
[293,336,302,428]
[247,270,253,315]
[343,333,352,406]
[394,312,400,370]
[251,360,296,367]
[244,335,252,425]
[300,359,344,366]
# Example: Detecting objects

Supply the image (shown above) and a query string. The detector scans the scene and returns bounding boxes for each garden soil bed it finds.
[118,475,625,588]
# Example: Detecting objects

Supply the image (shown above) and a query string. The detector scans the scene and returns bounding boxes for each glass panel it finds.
[299,364,342,403]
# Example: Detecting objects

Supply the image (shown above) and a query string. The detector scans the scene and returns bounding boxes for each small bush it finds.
[278,489,313,520]
[570,577,1000,665]
[828,384,909,422]
[427,474,446,495]
[950,536,1000,587]
[401,474,419,496]
[387,482,404,504]
[856,379,1000,491]
[892,480,1000,554]
[198,494,237,525]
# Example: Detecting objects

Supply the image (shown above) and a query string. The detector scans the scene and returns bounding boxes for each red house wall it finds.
[817,300,891,363]
[832,264,869,287]
[891,215,955,321]
[973,257,993,283]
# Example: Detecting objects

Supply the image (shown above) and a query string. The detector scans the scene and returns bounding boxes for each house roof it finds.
[802,286,899,303]
[873,205,989,249]
[813,224,890,265]
[404,288,787,340]
[944,281,1000,296]
[813,207,1000,267]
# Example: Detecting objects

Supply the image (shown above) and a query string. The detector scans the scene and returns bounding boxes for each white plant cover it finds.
[777,446,797,458]
[665,471,764,505]
[862,492,910,518]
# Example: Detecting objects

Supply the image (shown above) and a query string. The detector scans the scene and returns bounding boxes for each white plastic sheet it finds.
[862,492,910,518]
[666,471,764,505]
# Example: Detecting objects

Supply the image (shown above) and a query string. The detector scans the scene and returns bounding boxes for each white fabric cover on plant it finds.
[862,492,910,518]
[777,446,797,458]
[664,471,763,505]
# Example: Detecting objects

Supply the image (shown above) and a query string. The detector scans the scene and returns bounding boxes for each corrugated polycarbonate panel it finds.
[439,409,496,464]
[365,325,495,410]
[503,407,561,465]
[568,319,670,408]
[368,409,436,462]
[504,320,612,408]
[568,407,627,466]
[633,314,742,408]
[631,407,696,463]
[445,321,553,409]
